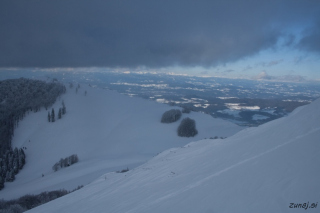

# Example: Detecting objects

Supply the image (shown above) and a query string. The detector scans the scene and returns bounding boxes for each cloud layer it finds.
[0,0,319,68]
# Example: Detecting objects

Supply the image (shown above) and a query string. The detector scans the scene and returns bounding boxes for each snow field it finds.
[1,84,243,199]
[26,98,320,213]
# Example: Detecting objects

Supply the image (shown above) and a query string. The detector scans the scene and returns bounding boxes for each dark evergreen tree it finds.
[63,157,69,167]
[13,147,18,158]
[51,108,55,122]
[2,160,7,177]
[70,154,79,164]
[18,155,25,170]
[59,158,64,168]
[13,158,19,174]
[58,108,62,119]
[6,170,15,182]
[8,154,13,170]
[0,176,4,190]
[52,163,59,172]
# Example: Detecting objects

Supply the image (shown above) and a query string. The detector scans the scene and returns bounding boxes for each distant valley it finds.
[2,69,320,126]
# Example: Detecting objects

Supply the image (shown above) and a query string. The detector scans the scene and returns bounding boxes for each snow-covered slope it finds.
[27,98,320,213]
[0,85,243,200]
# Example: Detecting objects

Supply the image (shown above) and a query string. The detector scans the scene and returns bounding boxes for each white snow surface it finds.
[0,85,244,200]
[26,97,320,213]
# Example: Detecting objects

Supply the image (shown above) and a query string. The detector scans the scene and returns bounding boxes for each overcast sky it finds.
[1,0,319,79]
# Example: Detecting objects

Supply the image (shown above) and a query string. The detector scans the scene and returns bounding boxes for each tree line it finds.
[0,78,66,190]
[48,100,66,122]
[0,185,83,212]
[52,154,79,172]
[0,147,26,190]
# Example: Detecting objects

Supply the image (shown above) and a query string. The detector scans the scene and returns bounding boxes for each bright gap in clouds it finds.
[167,41,320,80]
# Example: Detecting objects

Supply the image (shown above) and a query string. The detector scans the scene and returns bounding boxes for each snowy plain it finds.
[26,95,320,212]
[0,85,244,200]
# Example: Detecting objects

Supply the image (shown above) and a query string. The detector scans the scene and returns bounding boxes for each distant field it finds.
[1,70,320,126]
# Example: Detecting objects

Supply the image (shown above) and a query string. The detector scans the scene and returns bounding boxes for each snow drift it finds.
[27,98,320,213]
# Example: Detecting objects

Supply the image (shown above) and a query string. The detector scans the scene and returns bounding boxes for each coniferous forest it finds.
[0,78,66,190]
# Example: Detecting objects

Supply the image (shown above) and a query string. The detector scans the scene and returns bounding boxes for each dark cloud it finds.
[0,0,319,68]
[298,22,320,53]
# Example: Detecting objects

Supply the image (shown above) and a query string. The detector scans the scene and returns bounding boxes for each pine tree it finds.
[58,108,62,119]
[8,155,13,170]
[13,158,19,174]
[6,170,15,182]
[2,160,7,177]
[63,157,69,167]
[59,158,64,168]
[18,155,25,169]
[52,162,59,172]
[48,111,51,122]
[70,154,79,164]
[13,148,18,158]
[0,176,4,190]
[51,108,55,122]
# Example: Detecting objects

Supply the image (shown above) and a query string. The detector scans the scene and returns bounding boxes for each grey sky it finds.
[0,0,319,72]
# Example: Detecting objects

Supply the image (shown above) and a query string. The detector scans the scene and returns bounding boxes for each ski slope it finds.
[0,85,244,200]
[27,98,320,213]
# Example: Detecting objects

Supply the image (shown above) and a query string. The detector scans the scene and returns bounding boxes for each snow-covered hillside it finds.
[26,98,320,213]
[0,85,243,200]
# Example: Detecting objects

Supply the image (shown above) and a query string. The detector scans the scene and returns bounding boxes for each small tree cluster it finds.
[52,154,79,172]
[116,167,129,173]
[48,101,66,122]
[0,148,26,190]
[161,109,182,123]
[0,186,83,212]
[182,108,191,113]
[177,117,198,137]
[209,136,227,139]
